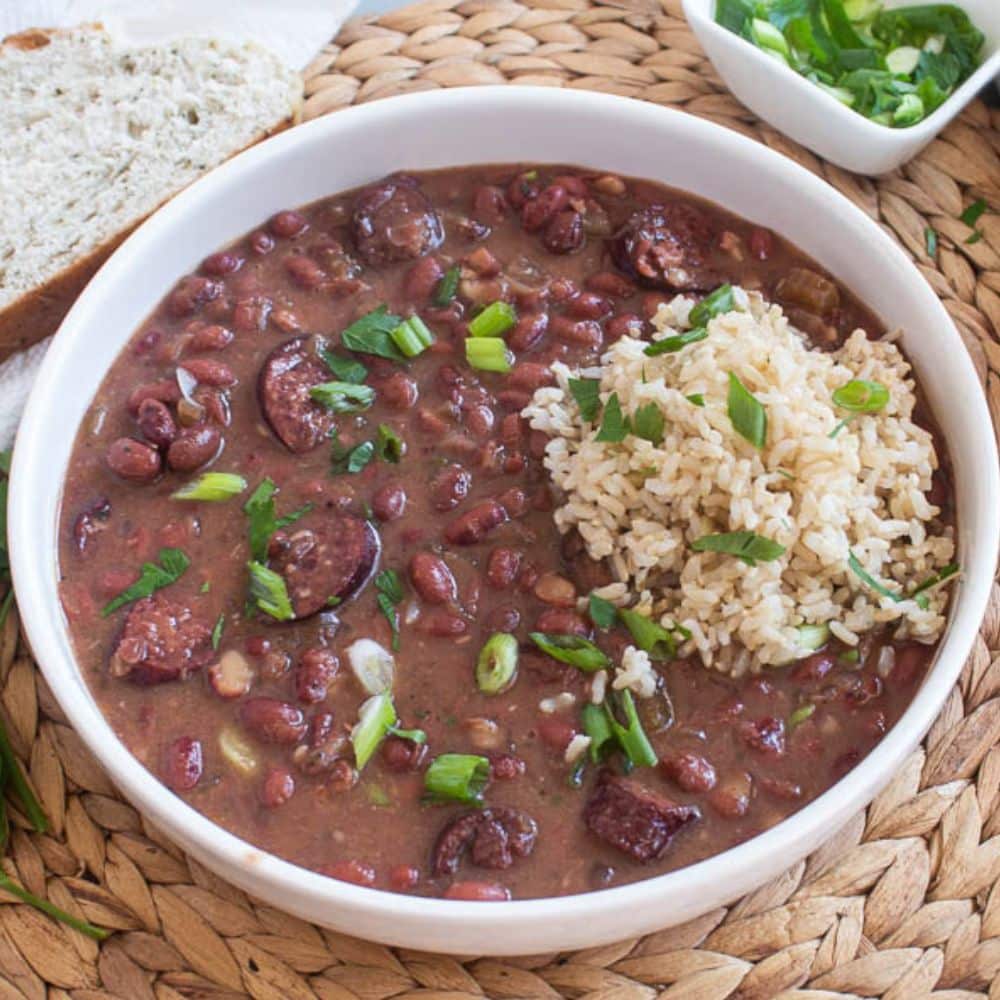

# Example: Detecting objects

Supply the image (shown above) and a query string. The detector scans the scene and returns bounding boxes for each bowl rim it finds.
[10,85,999,951]
[682,0,1000,147]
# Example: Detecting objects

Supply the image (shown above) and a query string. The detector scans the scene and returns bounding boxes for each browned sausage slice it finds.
[259,338,336,454]
[584,773,699,863]
[268,515,379,619]
[608,203,718,292]
[109,595,213,685]
[432,808,537,875]
[351,176,444,266]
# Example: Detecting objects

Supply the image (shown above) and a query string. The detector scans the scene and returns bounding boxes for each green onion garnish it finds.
[832,379,889,413]
[839,649,860,664]
[171,472,248,502]
[375,569,404,651]
[321,350,368,384]
[424,753,491,804]
[595,392,630,443]
[341,305,406,362]
[910,561,960,610]
[390,316,435,358]
[795,623,830,653]
[588,594,618,630]
[727,373,767,449]
[330,433,375,475]
[465,336,513,373]
[387,724,427,744]
[580,703,615,762]
[788,703,816,731]
[101,548,190,617]
[604,690,657,768]
[529,633,610,672]
[569,377,601,423]
[686,393,706,407]
[309,381,375,413]
[475,633,519,694]
[618,608,687,660]
[243,478,311,563]
[847,551,902,603]
[691,530,786,567]
[468,301,517,338]
[211,613,225,651]
[632,402,665,446]
[643,327,707,357]
[351,692,397,770]
[434,266,461,306]
[247,560,294,621]
[376,424,404,463]
[689,284,734,327]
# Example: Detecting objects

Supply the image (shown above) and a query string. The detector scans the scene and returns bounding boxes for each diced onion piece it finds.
[347,638,395,694]
[219,727,259,776]
[465,336,513,373]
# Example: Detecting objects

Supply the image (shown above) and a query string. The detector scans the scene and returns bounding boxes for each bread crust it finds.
[0,25,300,362]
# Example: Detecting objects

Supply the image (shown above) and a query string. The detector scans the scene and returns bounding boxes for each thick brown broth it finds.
[58,164,947,900]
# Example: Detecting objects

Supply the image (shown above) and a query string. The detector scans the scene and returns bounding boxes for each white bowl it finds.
[9,87,999,955]
[683,0,1000,176]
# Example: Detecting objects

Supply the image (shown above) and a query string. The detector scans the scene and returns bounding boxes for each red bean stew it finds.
[58,165,952,900]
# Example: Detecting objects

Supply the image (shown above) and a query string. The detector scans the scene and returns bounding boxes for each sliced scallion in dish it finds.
[795,623,830,652]
[434,265,461,306]
[529,633,611,672]
[309,380,376,413]
[101,547,190,617]
[374,569,404,651]
[388,724,427,745]
[475,632,519,694]
[909,561,960,610]
[211,613,225,651]
[686,393,706,407]
[604,690,657,768]
[376,424,404,463]
[689,284,735,327]
[247,560,294,622]
[581,702,615,762]
[832,379,889,412]
[643,326,707,357]
[340,305,406,362]
[588,594,618,630]
[618,608,688,660]
[727,373,767,449]
[351,692,397,770]
[465,336,513,373]
[390,315,435,358]
[691,530,786,567]
[171,472,248,502]
[788,703,817,730]
[468,301,517,338]
[424,753,491,804]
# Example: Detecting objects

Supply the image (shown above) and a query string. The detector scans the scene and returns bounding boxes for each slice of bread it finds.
[0,26,302,359]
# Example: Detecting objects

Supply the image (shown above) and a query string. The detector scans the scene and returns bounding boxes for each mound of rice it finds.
[523,290,955,675]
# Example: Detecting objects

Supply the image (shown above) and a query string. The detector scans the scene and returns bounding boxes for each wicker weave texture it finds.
[0,1,998,997]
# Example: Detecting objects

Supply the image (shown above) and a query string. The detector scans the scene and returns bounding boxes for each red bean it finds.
[322,860,376,887]
[430,464,472,512]
[232,295,272,333]
[522,185,568,232]
[489,753,526,780]
[295,648,339,704]
[163,737,203,791]
[445,500,507,545]
[606,313,645,341]
[245,636,271,657]
[543,211,584,254]
[485,604,521,633]
[486,547,522,589]
[388,865,421,892]
[179,358,236,387]
[538,716,577,752]
[251,231,275,255]
[552,173,588,197]
[710,772,753,818]
[380,372,419,410]
[498,487,528,519]
[381,736,428,773]
[535,608,589,636]
[328,759,359,791]
[409,552,458,605]
[269,210,308,238]
[473,184,508,224]
[137,399,178,448]
[444,881,511,901]
[516,561,540,593]
[403,255,444,301]
[416,610,469,638]
[285,254,326,290]
[167,276,221,319]
[791,651,837,684]
[738,717,787,756]
[758,776,802,801]
[127,379,181,415]
[891,643,927,686]
[167,425,222,473]
[585,271,635,297]
[749,227,774,261]
[508,312,548,352]
[566,292,612,320]
[507,362,554,392]
[372,482,408,522]
[550,315,602,348]
[190,324,234,352]
[240,698,307,744]
[260,767,296,807]
[497,390,532,412]
[661,752,717,793]
[106,438,162,483]
[465,405,495,438]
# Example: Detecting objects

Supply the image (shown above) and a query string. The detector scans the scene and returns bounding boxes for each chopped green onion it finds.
[893,93,924,125]
[529,633,610,672]
[839,649,861,664]
[886,45,921,74]
[321,350,368,384]
[604,690,657,768]
[171,472,247,502]
[475,633,519,694]
[644,327,707,357]
[960,199,987,227]
[925,227,938,259]
[330,434,375,475]
[367,784,392,807]
[243,478,311,563]
[816,82,858,107]
[309,380,376,413]
[101,548,190,617]
[632,403,665,446]
[424,753,491,804]
[848,551,902,603]
[686,393,706,407]
[376,424,404,463]
[211,614,225,651]
[580,703,615,762]
[689,284,735,327]
[387,724,427,745]
[692,530,785,567]
[788,703,816,731]
[375,569,404,651]
[468,301,517,338]
[434,265,461,306]
[341,305,406,362]
[351,692,397,770]
[752,18,790,56]
[247,561,294,621]
[569,378,601,423]
[618,608,686,660]
[465,336,513,374]
[727,373,767,449]
[595,392,630,443]
[910,562,960,609]
[390,316,435,358]
[588,594,618,630]
[795,623,830,653]
[828,417,852,440]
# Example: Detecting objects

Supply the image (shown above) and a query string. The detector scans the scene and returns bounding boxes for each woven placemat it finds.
[1,1,999,997]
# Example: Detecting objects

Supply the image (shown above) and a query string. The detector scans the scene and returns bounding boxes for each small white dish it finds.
[9,86,1000,955]
[683,0,1000,175]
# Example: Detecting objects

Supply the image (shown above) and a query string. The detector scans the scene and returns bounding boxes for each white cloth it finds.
[0,0,355,447]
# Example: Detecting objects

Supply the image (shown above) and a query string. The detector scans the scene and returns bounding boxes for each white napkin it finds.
[0,0,356,448]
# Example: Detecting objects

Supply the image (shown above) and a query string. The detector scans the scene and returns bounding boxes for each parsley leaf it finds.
[691,531,785,567]
[375,569,404,650]
[321,349,368,385]
[331,435,375,475]
[211,614,225,650]
[595,392,630,443]
[244,479,311,563]
[643,327,707,357]
[101,548,191,616]
[588,594,618,630]
[376,424,404,463]
[569,378,602,422]
[341,305,406,362]
[633,402,666,445]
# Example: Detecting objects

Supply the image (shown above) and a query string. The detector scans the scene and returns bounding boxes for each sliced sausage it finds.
[351,176,444,266]
[258,338,338,454]
[268,515,379,619]
[583,773,700,863]
[432,808,537,875]
[608,203,718,292]
[109,595,213,684]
